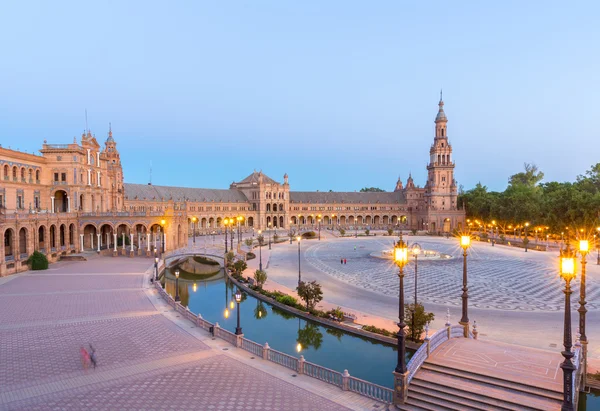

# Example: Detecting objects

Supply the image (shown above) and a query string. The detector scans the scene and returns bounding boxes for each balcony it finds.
[44,144,70,149]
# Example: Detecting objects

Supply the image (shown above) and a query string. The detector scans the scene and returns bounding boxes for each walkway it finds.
[0,253,381,410]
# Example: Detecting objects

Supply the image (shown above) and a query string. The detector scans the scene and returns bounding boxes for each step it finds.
[421,362,563,401]
[408,390,467,411]
[410,384,498,411]
[397,398,449,411]
[412,370,560,411]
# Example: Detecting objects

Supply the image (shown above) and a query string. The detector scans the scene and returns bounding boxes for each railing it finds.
[44,144,70,149]
[348,376,394,404]
[215,327,238,346]
[304,361,343,387]
[240,338,264,357]
[267,348,298,371]
[573,344,583,409]
[450,324,466,338]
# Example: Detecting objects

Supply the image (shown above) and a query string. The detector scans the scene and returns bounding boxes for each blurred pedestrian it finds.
[80,346,90,370]
[89,344,97,369]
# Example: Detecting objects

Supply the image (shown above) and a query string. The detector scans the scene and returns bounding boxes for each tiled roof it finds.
[237,171,279,185]
[124,183,249,202]
[289,191,405,204]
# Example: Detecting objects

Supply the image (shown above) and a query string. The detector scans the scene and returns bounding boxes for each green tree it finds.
[296,280,323,310]
[244,238,253,249]
[404,303,434,342]
[387,228,394,236]
[257,235,265,246]
[339,228,346,237]
[225,251,235,267]
[232,260,247,278]
[360,187,385,192]
[254,269,267,288]
[27,251,48,270]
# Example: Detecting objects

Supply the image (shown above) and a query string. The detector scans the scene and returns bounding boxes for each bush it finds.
[411,229,417,235]
[28,251,48,270]
[362,325,395,338]
[301,231,316,239]
[364,229,370,236]
[387,228,394,236]
[404,303,435,342]
[254,269,267,288]
[276,294,299,306]
[326,307,344,322]
[339,228,346,237]
[244,238,254,248]
[193,256,220,265]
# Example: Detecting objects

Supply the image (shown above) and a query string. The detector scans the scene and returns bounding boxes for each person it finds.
[80,346,90,370]
[89,344,97,369]
[340,258,343,265]
[344,258,347,265]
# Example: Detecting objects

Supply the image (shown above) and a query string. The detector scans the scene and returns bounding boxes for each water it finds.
[579,388,600,411]
[163,259,413,388]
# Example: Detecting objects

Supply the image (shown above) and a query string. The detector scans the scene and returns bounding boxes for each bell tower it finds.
[104,124,125,211]
[424,94,458,211]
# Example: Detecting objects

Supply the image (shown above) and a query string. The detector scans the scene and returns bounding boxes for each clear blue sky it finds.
[0,1,597,192]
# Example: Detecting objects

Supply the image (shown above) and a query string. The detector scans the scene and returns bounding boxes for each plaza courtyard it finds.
[265,233,600,358]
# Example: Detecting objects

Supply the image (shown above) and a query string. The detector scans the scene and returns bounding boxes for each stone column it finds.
[96,234,101,252]
[51,196,55,213]
[129,233,134,257]
[146,233,151,256]
[90,233,94,250]
[392,371,409,405]
[97,171,101,187]
[113,233,117,256]
[122,233,126,256]
[297,355,305,375]
[67,196,71,213]
[87,169,91,186]
[163,231,167,253]
[96,152,100,167]
[87,148,91,164]
[80,234,84,251]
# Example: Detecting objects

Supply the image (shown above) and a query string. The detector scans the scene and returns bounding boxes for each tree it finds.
[257,235,265,246]
[254,300,268,320]
[339,228,346,237]
[360,187,385,192]
[254,269,267,288]
[27,251,48,270]
[225,251,235,267]
[387,228,394,236]
[244,238,254,249]
[296,280,323,310]
[232,260,247,278]
[364,229,370,236]
[404,303,434,342]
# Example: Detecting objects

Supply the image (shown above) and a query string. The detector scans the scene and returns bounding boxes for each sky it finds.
[0,1,598,192]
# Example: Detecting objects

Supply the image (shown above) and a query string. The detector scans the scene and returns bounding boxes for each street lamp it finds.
[524,222,530,252]
[192,217,197,244]
[174,269,180,302]
[258,230,263,271]
[393,237,409,377]
[160,219,166,254]
[268,222,272,250]
[459,235,471,337]
[224,218,229,253]
[289,220,293,244]
[559,244,576,411]
[154,256,159,282]
[235,289,243,335]
[579,239,589,388]
[237,216,244,244]
[297,236,302,287]
[355,218,358,238]
[411,243,422,341]
[317,215,322,241]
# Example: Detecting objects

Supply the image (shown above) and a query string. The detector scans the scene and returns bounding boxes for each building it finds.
[0,98,465,276]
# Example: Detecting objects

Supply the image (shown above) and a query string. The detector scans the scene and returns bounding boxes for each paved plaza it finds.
[266,235,600,358]
[0,249,379,411]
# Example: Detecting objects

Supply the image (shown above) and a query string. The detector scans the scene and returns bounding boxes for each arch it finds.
[59,224,66,247]
[12,166,17,180]
[216,217,222,227]
[443,218,451,233]
[38,225,46,252]
[3,164,8,179]
[400,215,407,224]
[28,168,33,182]
[280,203,284,212]
[365,215,372,225]
[20,167,25,181]
[374,215,380,226]
[209,217,215,228]
[4,228,15,259]
[348,215,355,226]
[291,216,297,225]
[82,224,97,250]
[266,204,271,212]
[54,190,68,213]
[323,216,330,225]
[247,216,254,227]
[279,216,284,228]
[272,203,277,212]
[340,216,347,226]
[266,216,271,227]
[391,215,398,225]
[35,169,40,182]
[69,224,76,246]
[49,225,57,250]
[201,217,207,229]
[19,227,27,256]
[382,215,389,225]
[100,223,114,250]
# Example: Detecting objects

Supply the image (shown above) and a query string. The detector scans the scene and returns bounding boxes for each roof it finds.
[289,191,405,204]
[237,171,279,185]
[435,100,447,122]
[124,183,249,202]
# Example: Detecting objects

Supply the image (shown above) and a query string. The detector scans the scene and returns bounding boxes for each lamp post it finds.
[317,215,322,240]
[297,236,302,287]
[355,218,358,238]
[160,219,166,254]
[393,236,409,404]
[192,217,197,244]
[154,256,159,282]
[289,220,293,244]
[235,289,243,335]
[258,230,263,271]
[459,235,471,337]
[174,269,180,302]
[559,244,576,411]
[411,243,422,341]
[224,218,229,254]
[524,222,530,252]
[579,239,589,388]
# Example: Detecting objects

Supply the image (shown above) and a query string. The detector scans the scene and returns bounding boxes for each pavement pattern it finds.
[0,251,376,411]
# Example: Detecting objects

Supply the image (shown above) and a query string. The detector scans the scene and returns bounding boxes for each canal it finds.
[162,257,413,389]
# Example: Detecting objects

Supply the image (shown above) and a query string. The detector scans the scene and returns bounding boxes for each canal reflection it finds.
[163,257,413,388]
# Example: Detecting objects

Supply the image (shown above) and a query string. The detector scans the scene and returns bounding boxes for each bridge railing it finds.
[573,343,583,409]
[347,375,394,404]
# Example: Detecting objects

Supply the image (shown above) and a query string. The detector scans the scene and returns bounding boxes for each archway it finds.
[382,216,389,225]
[4,229,14,260]
[374,216,380,227]
[19,227,27,256]
[49,225,57,251]
[79,194,85,211]
[100,224,113,250]
[54,190,68,213]
[279,216,284,228]
[291,216,297,225]
[340,216,347,226]
[83,224,97,250]
[443,218,451,233]
[59,224,66,248]
[365,215,372,225]
[247,217,254,227]
[69,224,76,247]
[116,224,130,249]
[38,225,46,252]
[391,216,398,225]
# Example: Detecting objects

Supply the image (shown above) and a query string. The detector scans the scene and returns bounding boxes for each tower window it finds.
[441,143,444,147]
[441,129,444,137]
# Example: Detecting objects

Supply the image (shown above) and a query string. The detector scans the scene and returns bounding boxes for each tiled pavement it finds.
[0,254,374,411]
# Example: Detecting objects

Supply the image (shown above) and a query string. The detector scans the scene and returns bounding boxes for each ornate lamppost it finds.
[268,222,272,250]
[559,244,576,411]
[235,289,243,335]
[524,222,530,252]
[153,256,159,282]
[297,236,302,287]
[174,269,180,302]
[459,235,471,337]
[411,243,422,341]
[317,214,322,241]
[258,230,263,271]
[192,216,197,244]
[160,219,166,254]
[579,239,589,388]
[224,218,229,254]
[392,237,409,406]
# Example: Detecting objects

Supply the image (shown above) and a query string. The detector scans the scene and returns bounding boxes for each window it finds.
[57,156,62,161]
[442,177,446,182]
[54,173,59,182]
[61,173,66,182]
[441,129,444,137]
[17,195,23,209]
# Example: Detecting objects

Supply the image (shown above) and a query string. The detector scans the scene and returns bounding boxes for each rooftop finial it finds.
[440,88,443,102]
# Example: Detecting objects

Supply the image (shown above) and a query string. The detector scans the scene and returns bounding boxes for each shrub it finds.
[387,228,394,236]
[411,229,417,235]
[233,260,247,277]
[28,251,48,270]
[193,256,220,265]
[362,325,395,338]
[364,229,370,236]
[254,269,267,288]
[244,238,254,248]
[404,303,435,342]
[276,294,298,307]
[301,231,316,239]
[339,228,346,237]
[326,307,344,322]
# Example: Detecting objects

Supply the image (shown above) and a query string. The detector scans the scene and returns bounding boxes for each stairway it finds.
[397,362,563,411]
